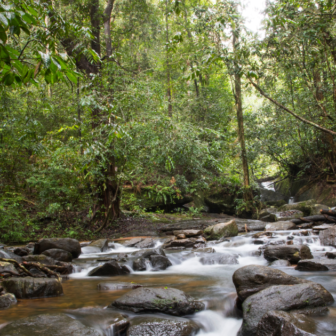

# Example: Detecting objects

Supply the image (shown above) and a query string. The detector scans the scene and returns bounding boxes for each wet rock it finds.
[287,241,294,245]
[193,247,215,253]
[133,257,147,271]
[252,231,273,239]
[265,239,286,246]
[29,268,47,277]
[80,241,92,247]
[123,237,144,247]
[81,239,108,254]
[42,249,73,262]
[259,208,277,222]
[0,261,17,274]
[0,250,22,263]
[163,238,201,249]
[295,259,336,271]
[204,219,238,240]
[239,283,334,336]
[264,245,301,264]
[55,261,74,274]
[233,265,310,302]
[67,308,129,335]
[288,236,294,240]
[137,238,156,249]
[111,287,205,316]
[300,245,313,260]
[34,238,81,258]
[0,293,17,309]
[275,210,304,221]
[320,226,336,247]
[98,282,142,290]
[265,221,296,231]
[149,255,172,270]
[127,316,200,336]
[312,224,333,231]
[253,240,265,245]
[1,277,63,299]
[142,248,166,259]
[22,254,55,265]
[256,310,317,336]
[176,234,186,239]
[88,261,130,276]
[0,313,100,336]
[173,229,203,237]
[200,253,238,265]
[325,252,336,259]
[13,247,30,257]
[271,260,291,267]
[251,250,262,257]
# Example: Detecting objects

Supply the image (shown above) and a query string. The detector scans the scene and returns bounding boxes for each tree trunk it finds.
[233,32,251,201]
[166,0,172,117]
[104,0,115,58]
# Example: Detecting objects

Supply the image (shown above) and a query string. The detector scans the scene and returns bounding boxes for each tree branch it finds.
[249,79,336,136]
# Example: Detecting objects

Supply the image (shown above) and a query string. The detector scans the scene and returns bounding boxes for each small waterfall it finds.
[288,197,294,204]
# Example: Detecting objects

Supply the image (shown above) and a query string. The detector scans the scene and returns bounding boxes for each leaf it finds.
[0,13,8,26]
[2,72,14,85]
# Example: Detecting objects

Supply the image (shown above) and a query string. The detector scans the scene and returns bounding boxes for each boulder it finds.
[98,282,142,290]
[238,283,333,336]
[256,310,317,336]
[0,313,100,336]
[0,261,17,274]
[111,287,205,316]
[204,220,238,240]
[320,226,336,247]
[326,252,336,259]
[265,221,296,231]
[127,316,200,336]
[280,200,329,216]
[149,255,172,270]
[13,247,30,256]
[259,208,277,222]
[1,277,63,299]
[88,261,130,276]
[296,259,336,271]
[133,257,147,271]
[173,229,203,237]
[275,210,304,221]
[41,249,73,262]
[300,245,313,260]
[271,260,291,267]
[81,239,109,254]
[34,238,81,258]
[200,253,238,265]
[163,238,204,249]
[264,245,301,264]
[123,237,144,247]
[136,238,156,249]
[0,293,17,309]
[252,231,273,239]
[312,224,333,231]
[22,254,55,265]
[233,265,309,302]
[176,234,186,239]
[141,248,166,259]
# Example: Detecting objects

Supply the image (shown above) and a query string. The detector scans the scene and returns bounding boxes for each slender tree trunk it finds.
[166,0,172,117]
[233,32,251,199]
[104,0,115,58]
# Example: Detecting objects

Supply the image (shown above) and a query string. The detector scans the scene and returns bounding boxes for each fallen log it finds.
[321,209,336,216]
[0,258,34,277]
[23,262,61,281]
[291,215,336,224]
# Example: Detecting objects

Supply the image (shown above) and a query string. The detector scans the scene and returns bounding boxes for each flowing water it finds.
[2,230,336,335]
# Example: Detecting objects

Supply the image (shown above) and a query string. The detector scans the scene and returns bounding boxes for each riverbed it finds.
[1,230,336,336]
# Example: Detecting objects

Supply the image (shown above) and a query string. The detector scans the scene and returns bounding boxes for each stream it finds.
[1,230,336,336]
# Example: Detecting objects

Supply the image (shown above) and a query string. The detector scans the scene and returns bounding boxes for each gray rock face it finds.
[111,287,205,316]
[296,259,336,271]
[42,249,73,262]
[264,245,301,264]
[22,254,55,265]
[200,253,238,265]
[256,310,317,336]
[81,239,109,254]
[142,248,166,259]
[233,265,310,302]
[0,250,22,263]
[265,221,296,231]
[320,226,336,247]
[173,229,203,237]
[0,293,17,310]
[127,316,200,336]
[1,277,63,299]
[133,257,147,271]
[149,255,172,270]
[88,261,130,276]
[34,238,81,258]
[0,313,100,336]
[238,283,333,336]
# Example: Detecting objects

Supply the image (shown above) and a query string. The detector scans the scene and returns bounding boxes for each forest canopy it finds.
[0,0,335,242]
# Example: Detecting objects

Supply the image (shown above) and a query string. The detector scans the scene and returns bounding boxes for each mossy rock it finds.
[204,219,238,240]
